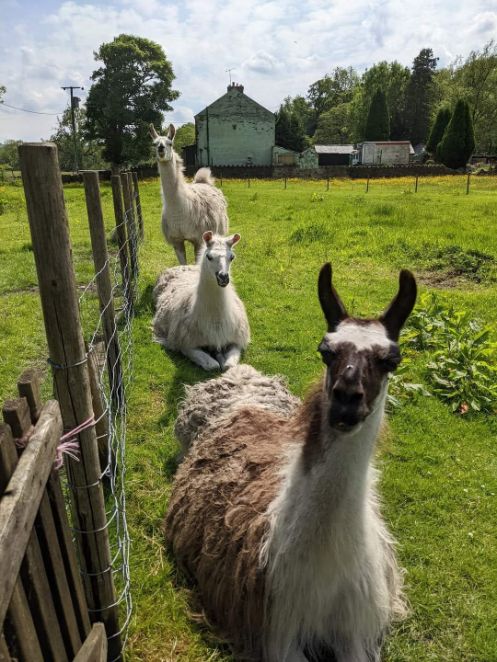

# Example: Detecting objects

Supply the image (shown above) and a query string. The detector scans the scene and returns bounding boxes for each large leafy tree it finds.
[405,48,439,145]
[281,95,314,136]
[307,67,359,135]
[85,34,179,168]
[350,61,410,140]
[313,104,353,144]
[437,99,475,168]
[364,89,390,140]
[0,140,22,170]
[426,107,451,155]
[275,105,307,152]
[50,106,106,171]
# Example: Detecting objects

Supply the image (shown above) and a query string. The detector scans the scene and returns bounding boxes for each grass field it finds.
[1,175,497,661]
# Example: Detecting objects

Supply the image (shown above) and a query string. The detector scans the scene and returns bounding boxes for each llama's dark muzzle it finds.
[216,272,229,287]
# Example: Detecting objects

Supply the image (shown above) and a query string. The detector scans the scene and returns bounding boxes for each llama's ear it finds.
[318,263,348,332]
[226,233,241,247]
[167,124,176,141]
[379,270,417,341]
[203,231,213,245]
[149,124,159,140]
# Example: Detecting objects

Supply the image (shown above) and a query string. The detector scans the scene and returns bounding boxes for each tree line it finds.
[1,37,495,172]
[276,43,495,164]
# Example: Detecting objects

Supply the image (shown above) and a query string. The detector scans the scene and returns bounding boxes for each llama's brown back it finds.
[165,408,290,659]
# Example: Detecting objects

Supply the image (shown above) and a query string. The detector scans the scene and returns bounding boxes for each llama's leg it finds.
[172,240,187,265]
[192,239,203,262]
[182,348,220,371]
[216,345,242,371]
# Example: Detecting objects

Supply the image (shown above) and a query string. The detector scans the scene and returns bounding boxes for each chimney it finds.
[227,82,244,93]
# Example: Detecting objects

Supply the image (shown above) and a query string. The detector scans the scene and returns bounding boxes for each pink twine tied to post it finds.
[54,415,96,470]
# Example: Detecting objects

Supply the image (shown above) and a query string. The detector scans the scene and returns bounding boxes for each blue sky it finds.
[1,0,496,141]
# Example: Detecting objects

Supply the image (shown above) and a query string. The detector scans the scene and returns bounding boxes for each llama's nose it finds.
[216,272,229,287]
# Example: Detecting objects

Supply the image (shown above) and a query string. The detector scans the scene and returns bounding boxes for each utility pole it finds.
[61,85,84,172]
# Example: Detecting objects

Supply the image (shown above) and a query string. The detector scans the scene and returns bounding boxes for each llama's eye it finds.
[318,342,336,365]
[378,349,401,373]
[206,254,213,261]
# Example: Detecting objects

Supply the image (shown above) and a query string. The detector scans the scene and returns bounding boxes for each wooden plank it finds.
[2,398,31,440]
[19,143,122,661]
[46,474,91,641]
[17,369,43,423]
[73,623,107,662]
[36,490,82,656]
[0,425,48,662]
[121,172,138,290]
[82,171,123,409]
[0,401,62,628]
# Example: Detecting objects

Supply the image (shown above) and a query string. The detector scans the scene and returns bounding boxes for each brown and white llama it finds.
[149,124,228,264]
[166,263,417,662]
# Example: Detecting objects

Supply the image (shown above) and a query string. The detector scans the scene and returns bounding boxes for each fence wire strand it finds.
[66,181,141,659]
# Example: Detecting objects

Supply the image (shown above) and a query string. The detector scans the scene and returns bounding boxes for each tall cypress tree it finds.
[405,48,438,145]
[426,107,451,155]
[364,89,390,140]
[437,100,475,169]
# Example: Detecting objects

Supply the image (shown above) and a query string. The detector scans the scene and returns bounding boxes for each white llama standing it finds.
[166,263,417,662]
[153,231,250,371]
[149,124,228,264]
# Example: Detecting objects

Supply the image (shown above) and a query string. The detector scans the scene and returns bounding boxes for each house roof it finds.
[314,144,355,154]
[195,86,274,120]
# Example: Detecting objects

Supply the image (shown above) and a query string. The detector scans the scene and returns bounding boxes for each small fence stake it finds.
[121,172,139,297]
[415,176,419,193]
[131,172,144,240]
[284,177,287,189]
[82,171,124,410]
[366,177,370,193]
[466,172,471,194]
[18,143,122,661]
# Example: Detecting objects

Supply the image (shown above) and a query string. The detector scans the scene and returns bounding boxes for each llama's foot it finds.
[182,348,220,371]
[218,345,242,371]
[172,240,187,265]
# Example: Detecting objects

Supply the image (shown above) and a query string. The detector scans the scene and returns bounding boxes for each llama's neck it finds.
[158,153,186,204]
[194,261,233,314]
[268,381,388,553]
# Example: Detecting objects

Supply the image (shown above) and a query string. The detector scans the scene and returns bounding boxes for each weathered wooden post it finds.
[415,176,419,193]
[284,177,287,190]
[111,175,131,310]
[131,172,144,240]
[121,173,138,290]
[366,177,370,193]
[466,172,471,194]
[82,171,124,410]
[18,143,122,661]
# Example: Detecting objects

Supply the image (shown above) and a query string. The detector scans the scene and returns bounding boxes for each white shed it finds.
[356,141,414,166]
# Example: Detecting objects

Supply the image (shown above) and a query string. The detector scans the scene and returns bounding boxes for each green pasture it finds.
[0,175,496,661]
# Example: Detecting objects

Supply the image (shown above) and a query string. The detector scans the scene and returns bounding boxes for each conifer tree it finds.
[437,100,475,168]
[364,89,390,140]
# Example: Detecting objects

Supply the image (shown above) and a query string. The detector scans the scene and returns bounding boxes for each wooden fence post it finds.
[111,176,131,310]
[366,177,370,193]
[415,176,419,193]
[82,171,124,410]
[284,177,287,190]
[466,172,471,194]
[121,173,138,293]
[131,172,144,240]
[18,143,122,661]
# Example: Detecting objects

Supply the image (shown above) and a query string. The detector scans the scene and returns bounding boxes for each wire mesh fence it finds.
[73,178,141,660]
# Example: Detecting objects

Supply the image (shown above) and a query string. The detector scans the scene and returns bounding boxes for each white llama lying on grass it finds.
[149,123,228,265]
[166,263,417,662]
[153,231,250,371]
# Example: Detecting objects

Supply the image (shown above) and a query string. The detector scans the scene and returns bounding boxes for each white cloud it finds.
[0,0,495,141]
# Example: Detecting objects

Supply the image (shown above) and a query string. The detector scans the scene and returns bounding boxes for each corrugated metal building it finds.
[355,141,414,165]
[195,84,275,167]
